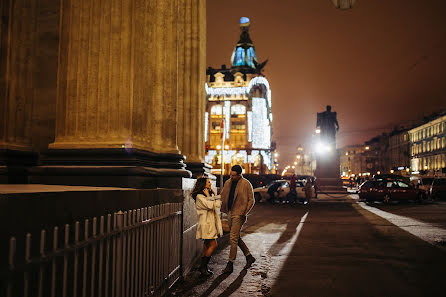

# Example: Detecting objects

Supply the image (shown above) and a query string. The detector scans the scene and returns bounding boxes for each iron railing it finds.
[3,203,182,297]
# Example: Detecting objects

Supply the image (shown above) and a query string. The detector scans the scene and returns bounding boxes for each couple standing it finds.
[191,165,256,277]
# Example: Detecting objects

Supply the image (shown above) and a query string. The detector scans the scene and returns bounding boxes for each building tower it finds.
[205,17,273,175]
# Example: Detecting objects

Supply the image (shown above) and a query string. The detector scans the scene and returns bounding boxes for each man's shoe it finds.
[222,261,234,274]
[244,254,256,269]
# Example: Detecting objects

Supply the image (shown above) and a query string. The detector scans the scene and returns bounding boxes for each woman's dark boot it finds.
[199,257,213,276]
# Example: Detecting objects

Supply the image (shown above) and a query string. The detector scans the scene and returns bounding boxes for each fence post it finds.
[115,211,124,297]
[7,237,16,297]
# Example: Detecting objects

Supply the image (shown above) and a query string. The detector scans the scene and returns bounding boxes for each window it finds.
[397,181,409,188]
[246,47,257,68]
[211,105,223,115]
[231,104,246,115]
[211,121,221,131]
[231,121,245,130]
[233,47,245,66]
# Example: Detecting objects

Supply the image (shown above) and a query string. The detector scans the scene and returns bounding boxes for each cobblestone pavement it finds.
[168,195,446,297]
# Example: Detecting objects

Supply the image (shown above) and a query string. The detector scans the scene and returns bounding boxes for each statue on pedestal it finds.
[315,105,343,190]
[316,105,339,147]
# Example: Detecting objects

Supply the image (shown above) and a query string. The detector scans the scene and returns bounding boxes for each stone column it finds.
[52,0,179,153]
[177,0,210,177]
[31,0,191,188]
[0,0,60,183]
[0,0,38,153]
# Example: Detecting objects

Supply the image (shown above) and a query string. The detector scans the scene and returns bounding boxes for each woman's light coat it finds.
[195,194,223,239]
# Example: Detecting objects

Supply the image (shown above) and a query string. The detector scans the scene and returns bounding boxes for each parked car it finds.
[254,180,290,202]
[253,179,307,203]
[429,178,446,200]
[359,179,425,203]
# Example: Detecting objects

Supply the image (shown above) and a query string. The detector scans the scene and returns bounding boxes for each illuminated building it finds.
[409,113,446,175]
[205,17,273,175]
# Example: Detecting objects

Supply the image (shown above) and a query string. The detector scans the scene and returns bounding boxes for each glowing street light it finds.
[216,145,221,150]
[315,128,321,134]
[274,152,279,158]
[294,162,297,165]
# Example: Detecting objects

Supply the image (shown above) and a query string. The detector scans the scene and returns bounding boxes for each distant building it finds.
[386,128,411,175]
[205,17,273,175]
[409,113,446,175]
[339,144,365,176]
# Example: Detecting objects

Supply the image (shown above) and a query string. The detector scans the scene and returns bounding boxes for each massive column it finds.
[0,0,60,183]
[53,0,178,153]
[177,0,210,177]
[30,0,191,188]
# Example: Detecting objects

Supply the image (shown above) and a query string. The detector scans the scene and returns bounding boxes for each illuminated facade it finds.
[205,17,273,175]
[409,114,446,175]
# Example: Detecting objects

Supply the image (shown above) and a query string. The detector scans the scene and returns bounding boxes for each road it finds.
[168,194,446,297]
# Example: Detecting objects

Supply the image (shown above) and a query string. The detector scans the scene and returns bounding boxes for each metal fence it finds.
[4,203,182,297]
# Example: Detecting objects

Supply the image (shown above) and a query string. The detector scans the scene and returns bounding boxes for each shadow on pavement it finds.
[215,269,248,297]
[198,272,231,297]
[268,219,301,256]
[167,272,209,296]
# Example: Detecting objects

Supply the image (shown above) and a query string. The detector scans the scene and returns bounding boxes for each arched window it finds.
[231,104,246,115]
[234,47,245,66]
[246,47,257,67]
[210,105,223,115]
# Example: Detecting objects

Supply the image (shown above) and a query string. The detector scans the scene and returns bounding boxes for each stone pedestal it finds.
[186,162,214,179]
[315,152,345,193]
[30,148,191,188]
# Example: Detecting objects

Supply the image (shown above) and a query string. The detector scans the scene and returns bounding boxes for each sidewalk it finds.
[166,200,315,297]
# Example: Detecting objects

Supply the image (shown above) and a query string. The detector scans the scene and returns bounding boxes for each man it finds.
[220,165,256,274]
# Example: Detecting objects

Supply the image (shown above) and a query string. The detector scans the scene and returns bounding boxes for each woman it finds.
[191,177,223,276]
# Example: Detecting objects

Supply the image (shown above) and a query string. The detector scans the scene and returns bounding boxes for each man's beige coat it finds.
[195,194,223,239]
[220,177,255,215]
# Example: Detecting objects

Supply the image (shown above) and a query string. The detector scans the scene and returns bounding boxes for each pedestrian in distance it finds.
[220,165,256,274]
[267,181,281,204]
[191,176,223,277]
[288,174,298,203]
[313,178,319,199]
[303,177,313,204]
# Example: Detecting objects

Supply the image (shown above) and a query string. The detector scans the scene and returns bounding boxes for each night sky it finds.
[206,0,446,167]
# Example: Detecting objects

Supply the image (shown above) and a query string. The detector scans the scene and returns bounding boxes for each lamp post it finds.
[220,99,225,192]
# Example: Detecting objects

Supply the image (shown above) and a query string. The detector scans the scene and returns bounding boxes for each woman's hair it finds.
[191,177,208,201]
